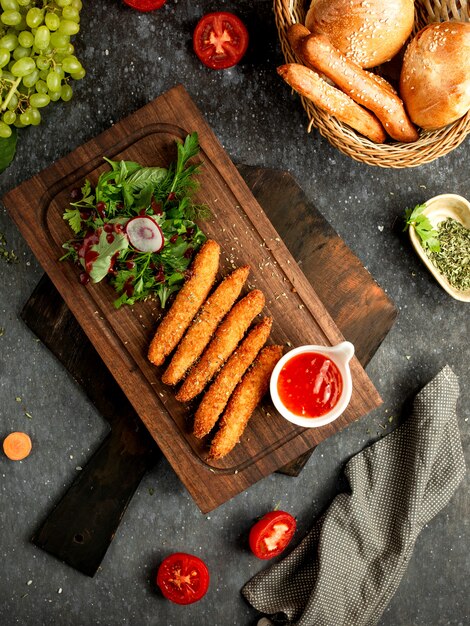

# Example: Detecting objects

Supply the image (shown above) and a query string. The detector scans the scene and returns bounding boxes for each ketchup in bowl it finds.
[270,342,354,428]
[277,352,343,418]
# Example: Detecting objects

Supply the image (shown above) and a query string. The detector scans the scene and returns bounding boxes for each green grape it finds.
[62,6,79,22]
[17,0,31,6]
[60,83,72,101]
[71,0,82,10]
[0,33,18,50]
[1,10,22,26]
[1,0,19,11]
[11,56,35,76]
[46,70,60,91]
[48,89,60,101]
[25,7,43,29]
[64,43,74,55]
[52,66,64,79]
[58,19,79,36]
[3,110,16,124]
[29,92,49,107]
[70,67,85,80]
[35,79,47,93]
[38,68,48,79]
[35,55,50,70]
[45,12,60,31]
[19,109,31,125]
[22,67,39,87]
[0,47,10,67]
[12,45,30,60]
[56,0,72,6]
[6,92,18,109]
[50,31,69,48]
[0,120,12,137]
[17,30,33,48]
[34,25,50,50]
[13,118,25,127]
[62,55,81,73]
[15,15,27,31]
[28,107,41,125]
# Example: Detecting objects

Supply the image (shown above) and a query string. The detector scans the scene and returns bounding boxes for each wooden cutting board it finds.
[4,85,385,513]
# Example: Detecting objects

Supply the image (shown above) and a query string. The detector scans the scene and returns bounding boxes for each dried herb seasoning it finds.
[426,218,470,292]
[0,230,18,264]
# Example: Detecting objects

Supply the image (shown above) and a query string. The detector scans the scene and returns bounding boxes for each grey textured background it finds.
[0,1,468,625]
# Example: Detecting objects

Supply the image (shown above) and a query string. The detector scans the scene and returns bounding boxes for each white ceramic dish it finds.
[409,193,470,303]
[270,341,355,428]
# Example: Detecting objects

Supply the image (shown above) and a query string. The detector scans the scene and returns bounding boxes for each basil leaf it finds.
[0,130,17,174]
[126,166,167,190]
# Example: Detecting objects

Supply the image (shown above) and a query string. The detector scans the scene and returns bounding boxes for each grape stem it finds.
[1,77,21,112]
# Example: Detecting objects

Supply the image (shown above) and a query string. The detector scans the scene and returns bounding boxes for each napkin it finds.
[242,365,466,626]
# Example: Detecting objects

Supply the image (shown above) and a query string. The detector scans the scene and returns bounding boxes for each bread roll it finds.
[277,63,387,143]
[305,0,415,68]
[400,22,470,130]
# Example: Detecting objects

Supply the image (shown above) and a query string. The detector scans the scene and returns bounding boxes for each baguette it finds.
[278,63,387,144]
[301,34,418,143]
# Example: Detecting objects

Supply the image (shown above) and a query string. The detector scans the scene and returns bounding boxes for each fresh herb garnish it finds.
[0,230,18,263]
[61,132,211,308]
[404,204,440,252]
[426,218,470,292]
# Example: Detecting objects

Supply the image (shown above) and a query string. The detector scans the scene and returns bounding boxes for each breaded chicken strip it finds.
[162,266,250,386]
[193,317,273,438]
[176,289,265,402]
[148,240,220,367]
[209,345,283,460]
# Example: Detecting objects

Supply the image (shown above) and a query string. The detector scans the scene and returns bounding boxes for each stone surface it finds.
[0,2,468,625]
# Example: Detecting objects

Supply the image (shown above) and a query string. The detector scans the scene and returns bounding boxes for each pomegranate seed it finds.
[116,202,124,210]
[96,201,107,218]
[151,198,163,214]
[114,223,124,233]
[184,247,194,259]
[103,224,113,233]
[167,192,176,202]
[126,261,136,270]
[79,272,90,285]
[106,233,115,244]
[170,234,178,244]
[70,187,82,200]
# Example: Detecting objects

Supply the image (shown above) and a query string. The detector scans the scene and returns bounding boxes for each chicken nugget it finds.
[148,239,220,367]
[209,345,283,460]
[162,266,250,386]
[193,317,273,438]
[176,289,265,402]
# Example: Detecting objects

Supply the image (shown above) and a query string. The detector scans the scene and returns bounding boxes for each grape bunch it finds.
[0,0,84,138]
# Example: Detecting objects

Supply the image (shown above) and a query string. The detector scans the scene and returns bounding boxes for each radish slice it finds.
[126,216,164,253]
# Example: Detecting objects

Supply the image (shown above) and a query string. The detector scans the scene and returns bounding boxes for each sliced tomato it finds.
[193,12,249,70]
[249,511,297,560]
[156,553,209,605]
[123,0,167,11]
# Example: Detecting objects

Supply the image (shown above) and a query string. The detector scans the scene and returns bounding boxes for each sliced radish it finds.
[125,216,164,253]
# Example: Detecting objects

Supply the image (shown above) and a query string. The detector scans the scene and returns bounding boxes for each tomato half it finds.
[156,553,209,605]
[123,0,167,11]
[193,12,249,70]
[249,511,297,560]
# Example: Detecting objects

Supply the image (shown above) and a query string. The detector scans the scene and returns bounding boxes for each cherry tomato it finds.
[156,553,209,605]
[123,0,167,11]
[193,12,249,70]
[249,511,296,560]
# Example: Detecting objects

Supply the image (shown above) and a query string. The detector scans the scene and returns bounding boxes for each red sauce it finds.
[277,352,343,418]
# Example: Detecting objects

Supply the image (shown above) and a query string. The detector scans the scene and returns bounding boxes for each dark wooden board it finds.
[21,166,396,576]
[4,85,385,513]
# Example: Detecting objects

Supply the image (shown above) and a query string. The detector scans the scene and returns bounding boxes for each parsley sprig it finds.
[404,204,440,252]
[61,132,211,309]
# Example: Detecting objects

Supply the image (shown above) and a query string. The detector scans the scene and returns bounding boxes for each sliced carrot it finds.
[3,432,32,461]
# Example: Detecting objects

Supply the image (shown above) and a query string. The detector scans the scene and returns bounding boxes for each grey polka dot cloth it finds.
[242,366,466,626]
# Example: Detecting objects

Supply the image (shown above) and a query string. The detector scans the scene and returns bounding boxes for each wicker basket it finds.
[273,0,470,167]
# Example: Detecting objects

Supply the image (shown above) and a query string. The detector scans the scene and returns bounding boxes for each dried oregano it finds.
[426,218,470,292]
[0,230,18,264]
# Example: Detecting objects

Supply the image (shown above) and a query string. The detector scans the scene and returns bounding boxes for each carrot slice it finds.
[3,432,32,461]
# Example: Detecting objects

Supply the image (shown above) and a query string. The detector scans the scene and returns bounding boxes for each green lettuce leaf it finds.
[88,229,129,283]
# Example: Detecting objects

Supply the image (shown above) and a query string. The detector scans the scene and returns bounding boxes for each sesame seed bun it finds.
[399,22,470,130]
[305,0,415,69]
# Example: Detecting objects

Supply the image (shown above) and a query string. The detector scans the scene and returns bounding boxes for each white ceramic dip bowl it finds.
[270,341,355,428]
